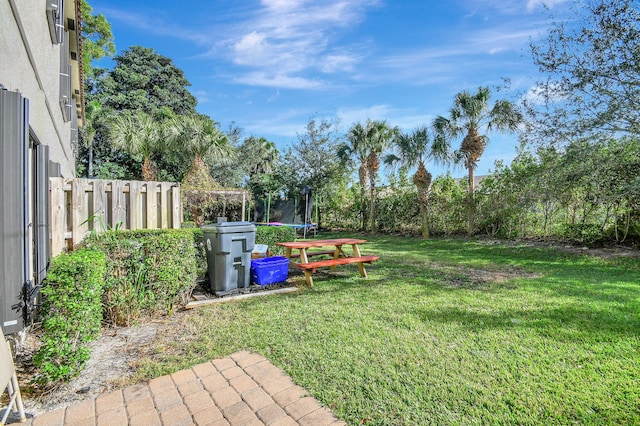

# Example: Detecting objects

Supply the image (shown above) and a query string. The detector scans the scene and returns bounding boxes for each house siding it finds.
[1,0,83,334]
[1,0,80,177]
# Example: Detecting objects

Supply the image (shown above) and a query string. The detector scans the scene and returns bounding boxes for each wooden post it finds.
[92,179,107,231]
[111,180,126,229]
[146,181,158,229]
[160,182,170,229]
[242,192,246,222]
[172,184,181,229]
[71,179,87,249]
[49,177,66,256]
[129,181,141,230]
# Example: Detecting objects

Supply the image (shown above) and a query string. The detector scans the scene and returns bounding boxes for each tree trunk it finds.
[142,156,157,181]
[88,142,94,178]
[366,152,379,234]
[359,163,367,231]
[467,165,475,235]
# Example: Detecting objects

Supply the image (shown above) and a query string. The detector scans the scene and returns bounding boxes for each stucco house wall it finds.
[1,0,83,177]
[1,0,84,335]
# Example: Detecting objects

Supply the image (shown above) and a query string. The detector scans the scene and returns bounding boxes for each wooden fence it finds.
[50,178,182,256]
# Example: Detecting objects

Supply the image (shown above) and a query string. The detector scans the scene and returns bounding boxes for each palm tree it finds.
[239,136,280,220]
[166,114,232,225]
[241,136,279,176]
[434,86,522,234]
[109,111,164,181]
[337,123,369,231]
[385,127,452,238]
[365,120,399,233]
[167,114,231,189]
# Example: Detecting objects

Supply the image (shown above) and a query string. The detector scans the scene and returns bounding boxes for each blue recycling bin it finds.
[251,256,289,285]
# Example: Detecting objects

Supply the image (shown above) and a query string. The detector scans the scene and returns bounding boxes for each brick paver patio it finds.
[23,351,346,426]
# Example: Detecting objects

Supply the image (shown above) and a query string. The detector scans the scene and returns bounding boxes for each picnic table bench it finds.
[276,238,379,287]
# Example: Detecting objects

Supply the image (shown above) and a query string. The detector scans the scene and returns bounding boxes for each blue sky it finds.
[92,0,570,178]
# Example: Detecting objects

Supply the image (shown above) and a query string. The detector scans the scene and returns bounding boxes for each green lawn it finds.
[134,235,640,425]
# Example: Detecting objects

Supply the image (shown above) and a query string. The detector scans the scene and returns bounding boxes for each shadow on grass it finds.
[413,302,640,341]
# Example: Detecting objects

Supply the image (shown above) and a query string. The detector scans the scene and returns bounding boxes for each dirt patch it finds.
[445,266,541,290]
[13,316,182,418]
[476,237,640,260]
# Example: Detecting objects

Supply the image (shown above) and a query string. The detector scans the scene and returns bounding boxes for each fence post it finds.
[172,184,181,229]
[49,177,66,256]
[71,179,88,248]
[146,181,158,229]
[129,181,142,230]
[93,179,107,231]
[112,180,126,228]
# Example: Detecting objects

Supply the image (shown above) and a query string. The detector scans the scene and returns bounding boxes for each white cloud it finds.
[233,72,324,89]
[522,82,565,105]
[260,0,302,11]
[321,54,359,73]
[219,0,379,88]
[337,105,433,131]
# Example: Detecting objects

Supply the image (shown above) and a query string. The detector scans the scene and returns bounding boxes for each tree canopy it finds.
[80,0,115,78]
[97,46,197,116]
[526,0,640,144]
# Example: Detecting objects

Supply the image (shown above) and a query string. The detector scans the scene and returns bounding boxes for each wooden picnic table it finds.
[276,238,379,287]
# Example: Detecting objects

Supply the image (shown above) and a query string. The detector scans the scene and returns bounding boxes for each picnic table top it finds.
[276,238,367,249]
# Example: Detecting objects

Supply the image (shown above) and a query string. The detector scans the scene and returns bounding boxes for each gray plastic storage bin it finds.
[202,222,256,294]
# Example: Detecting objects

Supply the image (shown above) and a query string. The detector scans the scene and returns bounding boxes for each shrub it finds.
[560,223,605,246]
[85,229,197,326]
[256,225,296,255]
[34,249,105,385]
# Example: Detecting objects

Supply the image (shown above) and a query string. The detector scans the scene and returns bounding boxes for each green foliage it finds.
[85,229,197,326]
[428,175,467,236]
[34,249,106,385]
[527,0,640,143]
[255,226,296,255]
[98,46,197,116]
[560,223,605,246]
[375,187,421,234]
[80,0,115,78]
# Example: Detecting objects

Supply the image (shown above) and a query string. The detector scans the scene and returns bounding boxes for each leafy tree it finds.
[385,127,452,238]
[434,86,522,234]
[97,46,197,116]
[337,123,369,230]
[526,0,640,144]
[80,0,115,78]
[109,111,165,181]
[280,117,346,223]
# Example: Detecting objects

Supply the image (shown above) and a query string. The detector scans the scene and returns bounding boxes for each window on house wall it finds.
[59,31,72,122]
[46,0,64,44]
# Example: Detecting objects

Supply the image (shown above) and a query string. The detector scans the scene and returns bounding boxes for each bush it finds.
[256,225,296,255]
[34,249,105,385]
[85,229,197,326]
[560,223,605,246]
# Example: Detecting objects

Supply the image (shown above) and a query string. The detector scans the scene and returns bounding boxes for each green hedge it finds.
[85,229,197,326]
[34,249,105,385]
[256,225,296,255]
